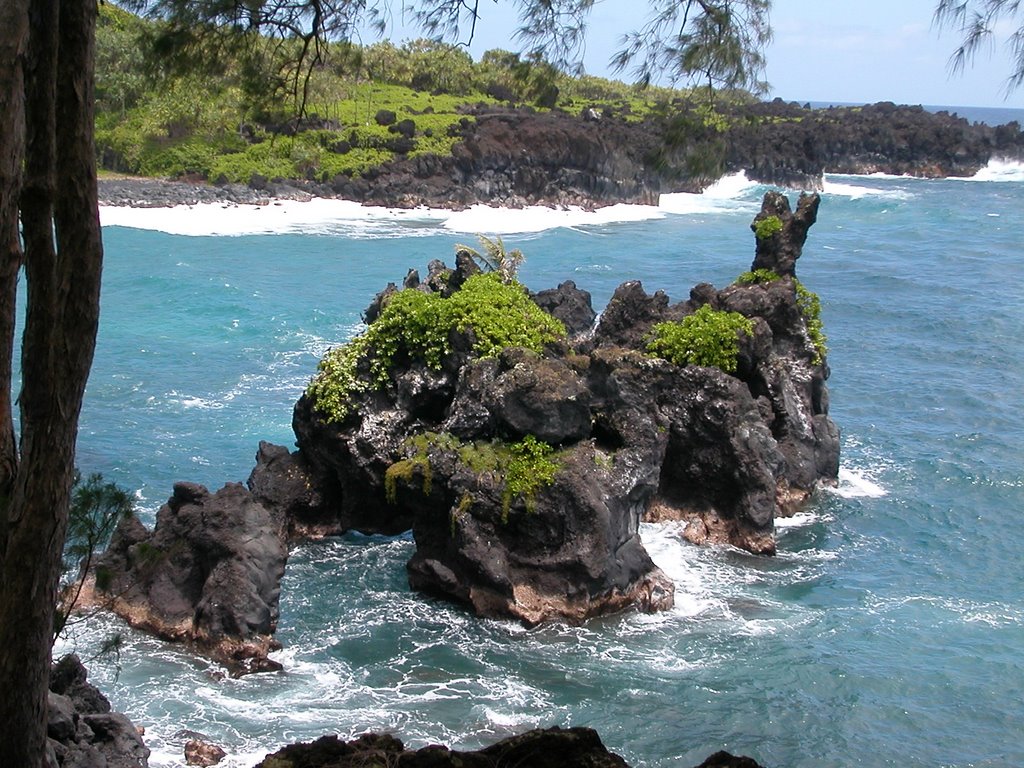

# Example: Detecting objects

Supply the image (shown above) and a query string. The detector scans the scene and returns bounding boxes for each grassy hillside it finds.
[94,3,745,185]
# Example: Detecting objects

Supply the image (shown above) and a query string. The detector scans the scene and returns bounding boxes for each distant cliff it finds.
[100,99,1023,210]
[350,101,1023,206]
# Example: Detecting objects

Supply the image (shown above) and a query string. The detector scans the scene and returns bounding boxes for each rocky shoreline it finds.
[99,100,1024,210]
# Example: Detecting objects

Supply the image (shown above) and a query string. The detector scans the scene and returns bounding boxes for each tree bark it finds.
[0,0,27,515]
[0,0,103,764]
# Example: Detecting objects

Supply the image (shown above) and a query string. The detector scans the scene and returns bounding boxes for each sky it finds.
[379,0,1024,109]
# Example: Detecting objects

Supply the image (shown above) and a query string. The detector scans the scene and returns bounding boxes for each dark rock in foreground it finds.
[91,482,286,675]
[47,654,150,768]
[255,727,765,768]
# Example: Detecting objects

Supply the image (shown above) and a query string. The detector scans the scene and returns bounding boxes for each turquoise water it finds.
[57,166,1024,767]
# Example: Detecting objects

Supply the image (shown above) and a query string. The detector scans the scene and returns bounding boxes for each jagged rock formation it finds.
[92,192,837,667]
[286,190,836,622]
[47,654,150,768]
[91,482,287,675]
[254,727,765,768]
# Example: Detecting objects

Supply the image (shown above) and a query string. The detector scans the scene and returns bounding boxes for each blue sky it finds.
[381,0,1023,108]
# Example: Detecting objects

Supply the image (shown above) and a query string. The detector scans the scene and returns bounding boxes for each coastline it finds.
[98,160,1024,237]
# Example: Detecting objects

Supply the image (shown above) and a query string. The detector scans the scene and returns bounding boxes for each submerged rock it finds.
[185,738,227,766]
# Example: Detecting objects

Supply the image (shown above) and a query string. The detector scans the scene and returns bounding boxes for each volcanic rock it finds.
[287,191,837,619]
[253,727,766,768]
[92,482,286,675]
[47,655,150,768]
[532,280,598,337]
[87,191,838,660]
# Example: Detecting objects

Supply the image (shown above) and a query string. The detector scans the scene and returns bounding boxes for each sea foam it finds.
[99,171,760,237]
[967,158,1024,182]
[831,466,888,498]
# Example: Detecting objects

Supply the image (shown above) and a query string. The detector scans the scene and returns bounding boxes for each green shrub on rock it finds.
[647,304,753,374]
[502,435,559,518]
[384,432,561,523]
[795,280,827,364]
[308,273,565,423]
[734,269,828,364]
[753,214,783,241]
[734,268,781,285]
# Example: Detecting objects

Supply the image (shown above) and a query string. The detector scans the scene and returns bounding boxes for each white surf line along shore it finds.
[99,159,1022,237]
[98,172,761,237]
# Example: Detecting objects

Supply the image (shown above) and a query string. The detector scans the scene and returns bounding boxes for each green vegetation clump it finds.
[733,269,827,364]
[305,335,372,423]
[648,304,754,374]
[753,214,784,240]
[308,273,565,423]
[384,432,461,502]
[455,434,561,521]
[384,432,561,523]
[502,435,559,517]
[795,281,828,364]
[734,267,781,285]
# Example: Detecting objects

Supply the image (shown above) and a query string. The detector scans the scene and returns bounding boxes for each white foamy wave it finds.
[478,705,534,728]
[101,195,666,237]
[658,171,761,215]
[831,466,888,498]
[101,198,450,237]
[702,170,761,199]
[639,521,723,618]
[442,202,663,234]
[774,511,821,528]
[967,158,1024,182]
[822,175,911,200]
[177,394,227,410]
[102,171,768,237]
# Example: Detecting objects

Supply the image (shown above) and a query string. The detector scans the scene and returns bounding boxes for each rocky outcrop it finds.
[92,482,287,675]
[725,100,1024,188]
[90,192,837,660]
[586,192,838,547]
[287,191,836,624]
[532,280,598,338]
[254,728,764,768]
[47,654,150,768]
[750,190,819,277]
[329,107,667,209]
[247,440,342,539]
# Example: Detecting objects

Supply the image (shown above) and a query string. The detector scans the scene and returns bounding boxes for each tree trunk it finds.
[0,0,104,764]
[0,0,27,512]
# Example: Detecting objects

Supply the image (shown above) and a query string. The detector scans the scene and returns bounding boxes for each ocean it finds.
[55,160,1024,768]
